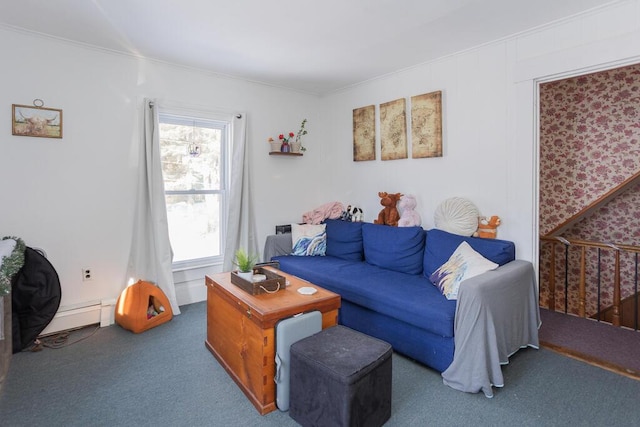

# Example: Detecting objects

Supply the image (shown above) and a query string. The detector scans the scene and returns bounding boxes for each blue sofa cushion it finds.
[324,219,364,261]
[362,223,425,275]
[423,228,515,278]
[273,255,456,338]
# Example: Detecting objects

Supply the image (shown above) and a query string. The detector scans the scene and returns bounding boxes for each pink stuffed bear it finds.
[398,194,421,227]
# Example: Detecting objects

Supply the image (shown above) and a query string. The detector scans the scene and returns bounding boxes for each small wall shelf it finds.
[269,152,303,156]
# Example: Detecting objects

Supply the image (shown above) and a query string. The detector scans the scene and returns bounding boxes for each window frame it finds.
[158,110,230,271]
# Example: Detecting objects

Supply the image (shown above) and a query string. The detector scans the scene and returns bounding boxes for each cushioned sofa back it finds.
[362,223,425,275]
[423,228,516,278]
[325,219,364,261]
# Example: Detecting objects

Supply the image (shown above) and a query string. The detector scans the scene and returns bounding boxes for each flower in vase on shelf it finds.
[279,132,295,143]
[279,132,294,152]
[268,120,309,154]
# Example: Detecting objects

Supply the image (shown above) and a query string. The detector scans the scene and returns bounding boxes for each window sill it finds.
[172,259,221,272]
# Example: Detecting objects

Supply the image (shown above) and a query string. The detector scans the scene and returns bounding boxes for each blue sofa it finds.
[268,219,540,397]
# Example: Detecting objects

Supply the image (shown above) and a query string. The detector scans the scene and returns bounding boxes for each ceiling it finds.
[0,0,621,95]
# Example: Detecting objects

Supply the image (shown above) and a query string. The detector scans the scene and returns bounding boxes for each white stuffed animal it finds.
[347,205,364,222]
[397,195,421,227]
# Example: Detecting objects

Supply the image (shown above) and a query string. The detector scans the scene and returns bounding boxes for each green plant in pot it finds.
[234,248,258,280]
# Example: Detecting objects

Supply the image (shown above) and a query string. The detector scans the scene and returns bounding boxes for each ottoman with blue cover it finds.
[289,325,392,427]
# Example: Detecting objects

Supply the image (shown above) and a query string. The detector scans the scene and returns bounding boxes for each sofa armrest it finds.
[442,260,540,397]
[263,234,293,262]
[461,260,538,305]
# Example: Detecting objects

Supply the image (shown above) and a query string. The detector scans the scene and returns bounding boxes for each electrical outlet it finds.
[82,268,92,281]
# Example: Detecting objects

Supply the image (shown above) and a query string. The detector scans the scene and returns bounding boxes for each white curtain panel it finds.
[0,296,4,340]
[127,98,180,315]
[222,113,259,271]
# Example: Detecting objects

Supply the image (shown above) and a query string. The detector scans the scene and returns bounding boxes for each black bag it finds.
[11,247,61,353]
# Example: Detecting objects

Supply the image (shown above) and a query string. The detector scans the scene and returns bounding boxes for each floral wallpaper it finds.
[539,63,640,317]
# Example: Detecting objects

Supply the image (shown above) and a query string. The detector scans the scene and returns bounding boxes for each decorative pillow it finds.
[291,223,327,256]
[433,197,479,236]
[429,241,498,300]
[423,228,515,279]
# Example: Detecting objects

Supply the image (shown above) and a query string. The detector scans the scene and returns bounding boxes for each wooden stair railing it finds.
[540,236,640,330]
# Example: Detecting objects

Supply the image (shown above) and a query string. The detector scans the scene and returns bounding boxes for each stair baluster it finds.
[539,236,640,331]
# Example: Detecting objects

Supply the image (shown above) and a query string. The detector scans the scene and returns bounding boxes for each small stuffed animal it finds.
[348,205,364,222]
[340,205,363,222]
[397,194,421,227]
[473,215,501,238]
[374,192,402,227]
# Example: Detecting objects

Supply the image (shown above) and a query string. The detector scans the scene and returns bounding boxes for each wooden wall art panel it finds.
[411,91,442,158]
[380,98,407,161]
[352,105,376,161]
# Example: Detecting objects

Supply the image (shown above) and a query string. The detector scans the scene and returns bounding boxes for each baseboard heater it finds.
[39,302,103,337]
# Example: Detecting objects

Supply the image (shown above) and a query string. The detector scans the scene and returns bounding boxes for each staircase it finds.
[538,62,640,332]
[592,291,640,330]
[539,174,640,332]
[540,235,640,330]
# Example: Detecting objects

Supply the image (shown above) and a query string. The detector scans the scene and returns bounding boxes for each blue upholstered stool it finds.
[289,325,392,427]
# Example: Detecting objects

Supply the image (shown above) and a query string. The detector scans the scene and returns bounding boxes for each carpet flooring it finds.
[2,302,640,426]
[539,308,640,378]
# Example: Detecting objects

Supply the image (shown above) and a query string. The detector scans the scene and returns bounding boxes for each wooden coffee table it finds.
[205,267,340,415]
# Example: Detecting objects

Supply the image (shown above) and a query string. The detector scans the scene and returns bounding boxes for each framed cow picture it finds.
[12,101,63,138]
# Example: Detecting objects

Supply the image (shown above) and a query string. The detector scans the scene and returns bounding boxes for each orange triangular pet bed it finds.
[115,280,173,333]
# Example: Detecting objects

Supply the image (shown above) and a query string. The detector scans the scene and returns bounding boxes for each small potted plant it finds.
[234,248,258,281]
[295,118,308,152]
[268,137,280,153]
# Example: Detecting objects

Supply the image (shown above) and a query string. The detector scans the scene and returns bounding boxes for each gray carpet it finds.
[1,302,640,426]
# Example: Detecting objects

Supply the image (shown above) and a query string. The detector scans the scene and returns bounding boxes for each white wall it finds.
[320,45,511,233]
[2,0,640,330]
[319,0,640,265]
[0,28,322,318]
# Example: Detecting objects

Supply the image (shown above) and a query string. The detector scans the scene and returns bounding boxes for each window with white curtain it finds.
[158,112,229,269]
